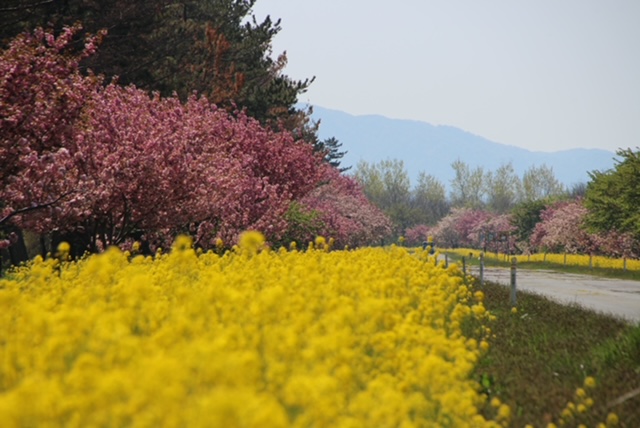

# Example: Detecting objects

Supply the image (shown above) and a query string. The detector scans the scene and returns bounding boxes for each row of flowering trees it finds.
[405,198,639,259]
[0,26,392,261]
[404,208,516,253]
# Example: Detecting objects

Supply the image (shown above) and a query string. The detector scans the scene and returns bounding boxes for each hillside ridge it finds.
[309,105,617,189]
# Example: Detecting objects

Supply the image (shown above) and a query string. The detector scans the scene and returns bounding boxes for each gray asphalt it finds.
[466,265,640,324]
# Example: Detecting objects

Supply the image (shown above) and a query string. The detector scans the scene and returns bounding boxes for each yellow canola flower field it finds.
[0,235,500,428]
[445,248,640,272]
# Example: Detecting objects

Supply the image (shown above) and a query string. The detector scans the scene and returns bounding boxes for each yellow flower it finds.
[57,241,71,253]
[583,376,596,389]
[472,304,486,317]
[606,412,619,426]
[497,403,511,421]
[238,230,265,253]
[511,307,518,314]
[171,234,193,251]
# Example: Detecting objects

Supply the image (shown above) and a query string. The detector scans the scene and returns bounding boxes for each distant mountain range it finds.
[309,105,618,190]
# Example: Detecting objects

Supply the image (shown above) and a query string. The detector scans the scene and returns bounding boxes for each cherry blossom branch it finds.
[0,192,72,227]
[0,1,54,12]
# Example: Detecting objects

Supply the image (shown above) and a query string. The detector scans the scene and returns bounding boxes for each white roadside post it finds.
[510,257,517,306]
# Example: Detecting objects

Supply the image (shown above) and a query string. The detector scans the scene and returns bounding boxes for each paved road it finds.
[467,265,640,324]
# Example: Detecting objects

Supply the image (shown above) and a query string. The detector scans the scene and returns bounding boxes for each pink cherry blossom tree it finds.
[2,26,390,259]
[0,25,106,261]
[590,229,638,259]
[529,199,593,254]
[6,79,325,253]
[471,213,517,253]
[299,169,393,248]
[1,25,102,224]
[430,208,516,252]
[529,198,639,257]
[431,208,489,248]
[404,224,433,247]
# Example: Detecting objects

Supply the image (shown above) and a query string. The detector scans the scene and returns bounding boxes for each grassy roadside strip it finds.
[452,257,640,426]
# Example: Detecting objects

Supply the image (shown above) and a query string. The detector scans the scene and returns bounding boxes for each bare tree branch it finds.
[607,387,640,409]
[0,1,54,13]
[0,192,72,226]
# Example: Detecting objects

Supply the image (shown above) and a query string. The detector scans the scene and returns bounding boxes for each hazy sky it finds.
[251,1,640,153]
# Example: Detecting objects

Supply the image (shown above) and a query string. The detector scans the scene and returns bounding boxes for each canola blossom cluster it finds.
[446,248,640,272]
[0,234,501,427]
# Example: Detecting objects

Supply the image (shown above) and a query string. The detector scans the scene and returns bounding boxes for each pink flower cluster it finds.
[422,208,515,252]
[530,200,591,254]
[1,27,391,252]
[403,224,432,247]
[300,170,393,248]
[530,199,637,257]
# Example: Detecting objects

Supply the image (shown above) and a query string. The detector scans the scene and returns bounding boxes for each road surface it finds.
[466,265,640,324]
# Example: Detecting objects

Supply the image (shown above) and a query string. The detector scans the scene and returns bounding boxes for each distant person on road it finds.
[422,236,436,255]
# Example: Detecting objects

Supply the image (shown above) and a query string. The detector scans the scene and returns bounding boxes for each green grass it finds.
[465,278,640,427]
[446,251,640,425]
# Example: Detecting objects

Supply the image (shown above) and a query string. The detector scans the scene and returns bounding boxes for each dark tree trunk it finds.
[8,228,29,265]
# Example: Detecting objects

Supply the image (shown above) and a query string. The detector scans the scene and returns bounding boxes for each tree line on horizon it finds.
[352,152,640,258]
[352,159,568,229]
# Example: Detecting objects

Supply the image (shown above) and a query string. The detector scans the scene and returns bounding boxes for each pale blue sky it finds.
[251,1,640,153]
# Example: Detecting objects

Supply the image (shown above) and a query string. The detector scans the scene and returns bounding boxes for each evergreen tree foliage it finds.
[510,199,547,244]
[0,0,313,127]
[314,137,350,172]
